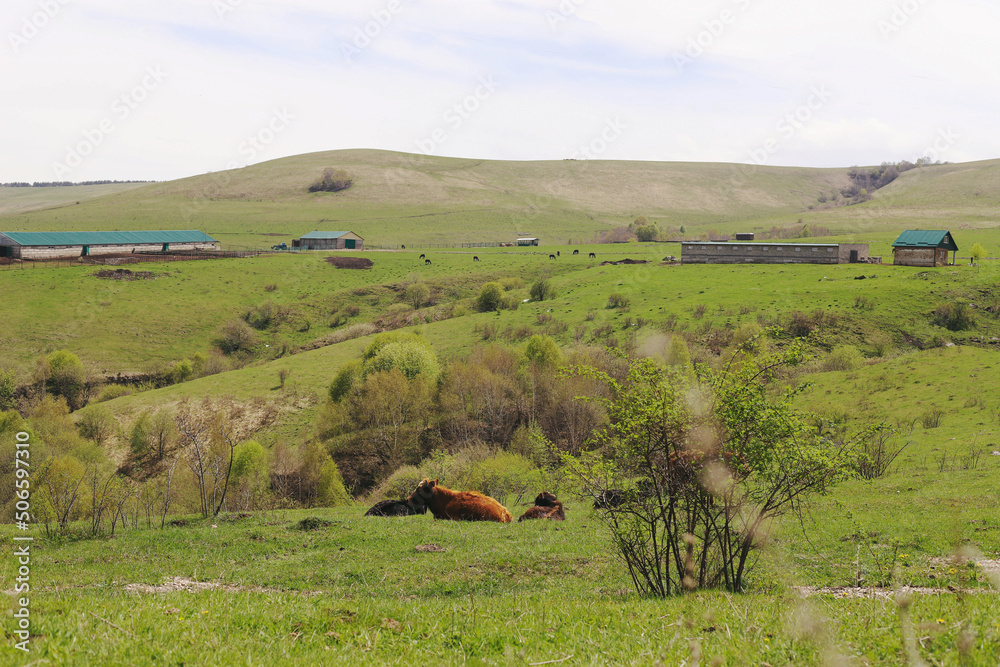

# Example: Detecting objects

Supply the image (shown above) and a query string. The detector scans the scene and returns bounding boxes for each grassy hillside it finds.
[0,150,860,247]
[0,183,147,217]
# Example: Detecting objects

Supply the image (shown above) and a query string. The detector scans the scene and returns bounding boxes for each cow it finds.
[549,254,556,260]
[593,489,627,509]
[364,497,426,517]
[419,254,425,260]
[588,252,596,259]
[473,256,480,262]
[408,478,513,523]
[518,492,565,522]
[401,245,405,250]
[572,249,579,255]
[425,259,432,265]
[557,251,560,257]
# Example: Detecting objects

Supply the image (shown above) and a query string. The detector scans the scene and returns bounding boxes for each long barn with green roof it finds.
[891,230,958,267]
[0,230,219,260]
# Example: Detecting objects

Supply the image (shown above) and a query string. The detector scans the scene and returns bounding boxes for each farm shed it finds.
[734,232,755,241]
[293,231,364,250]
[516,237,540,246]
[0,230,219,260]
[891,230,957,267]
[681,242,871,265]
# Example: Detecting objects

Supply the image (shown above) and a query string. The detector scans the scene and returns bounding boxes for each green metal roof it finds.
[0,230,217,246]
[892,230,957,251]
[300,231,356,239]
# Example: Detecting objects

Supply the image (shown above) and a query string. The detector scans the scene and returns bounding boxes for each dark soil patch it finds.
[94,268,157,281]
[326,256,374,270]
[599,258,649,266]
[296,517,336,531]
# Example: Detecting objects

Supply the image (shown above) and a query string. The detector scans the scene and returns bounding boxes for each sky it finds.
[2,0,999,182]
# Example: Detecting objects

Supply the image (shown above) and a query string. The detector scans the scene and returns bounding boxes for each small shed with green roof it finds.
[293,231,364,251]
[891,230,958,267]
[0,230,219,260]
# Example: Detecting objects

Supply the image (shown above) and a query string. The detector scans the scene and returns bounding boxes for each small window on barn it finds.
[827,248,834,253]
[795,247,801,252]
[811,247,818,252]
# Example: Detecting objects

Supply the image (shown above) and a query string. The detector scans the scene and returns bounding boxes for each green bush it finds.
[824,345,864,372]
[525,335,561,368]
[308,168,353,193]
[96,384,134,403]
[931,303,975,331]
[476,282,505,312]
[530,279,556,302]
[365,342,440,382]
[607,293,630,309]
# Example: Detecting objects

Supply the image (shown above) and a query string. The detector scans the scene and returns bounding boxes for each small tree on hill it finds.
[309,168,354,193]
[970,242,986,270]
[476,282,505,312]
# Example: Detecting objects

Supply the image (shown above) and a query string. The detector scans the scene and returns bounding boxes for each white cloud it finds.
[1,0,998,181]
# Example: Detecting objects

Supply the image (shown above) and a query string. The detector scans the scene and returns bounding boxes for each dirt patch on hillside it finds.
[599,258,649,266]
[124,576,321,596]
[326,256,374,269]
[93,268,157,280]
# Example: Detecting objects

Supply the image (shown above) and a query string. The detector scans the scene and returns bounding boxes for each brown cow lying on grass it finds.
[408,478,513,523]
[518,491,565,522]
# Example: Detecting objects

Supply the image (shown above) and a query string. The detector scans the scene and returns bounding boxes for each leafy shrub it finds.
[308,168,353,193]
[476,282,505,312]
[607,293,630,309]
[921,407,944,429]
[244,301,292,330]
[96,384,134,402]
[931,303,975,331]
[218,319,260,355]
[824,345,864,372]
[405,282,430,309]
[365,342,440,382]
[499,277,523,291]
[786,311,815,337]
[529,278,556,302]
[525,335,561,368]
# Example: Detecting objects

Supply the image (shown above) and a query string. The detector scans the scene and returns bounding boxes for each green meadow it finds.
[2,152,1000,664]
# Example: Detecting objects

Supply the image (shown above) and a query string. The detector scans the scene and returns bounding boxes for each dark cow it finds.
[518,491,565,522]
[364,497,426,517]
[473,256,480,262]
[425,259,432,265]
[557,251,560,257]
[401,245,405,249]
[593,489,627,509]
[572,249,579,255]
[588,252,596,259]
[419,254,425,260]
[548,254,556,260]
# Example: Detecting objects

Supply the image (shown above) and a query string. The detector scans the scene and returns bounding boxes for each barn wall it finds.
[681,243,841,265]
[892,247,937,267]
[18,242,219,260]
[837,244,870,263]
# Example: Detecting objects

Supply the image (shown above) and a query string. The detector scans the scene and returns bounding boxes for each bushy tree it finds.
[308,168,353,193]
[564,344,854,595]
[405,282,430,309]
[525,335,561,368]
[46,350,87,411]
[476,282,505,312]
[529,278,556,302]
[365,341,440,382]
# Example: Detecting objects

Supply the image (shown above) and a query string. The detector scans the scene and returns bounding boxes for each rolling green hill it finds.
[4,150,1000,247]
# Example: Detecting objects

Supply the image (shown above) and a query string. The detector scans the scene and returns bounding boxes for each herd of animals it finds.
[416,250,598,265]
[363,478,629,522]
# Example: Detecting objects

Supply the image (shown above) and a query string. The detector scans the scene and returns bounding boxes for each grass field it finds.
[0,183,147,218]
[3,152,1000,665]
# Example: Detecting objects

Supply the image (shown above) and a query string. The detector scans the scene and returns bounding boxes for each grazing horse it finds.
[572,249,579,255]
[419,254,425,259]
[364,497,426,517]
[425,259,432,265]
[518,492,565,522]
[548,254,556,260]
[401,245,405,249]
[557,251,560,257]
[588,252,596,259]
[473,256,480,262]
[408,478,513,523]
